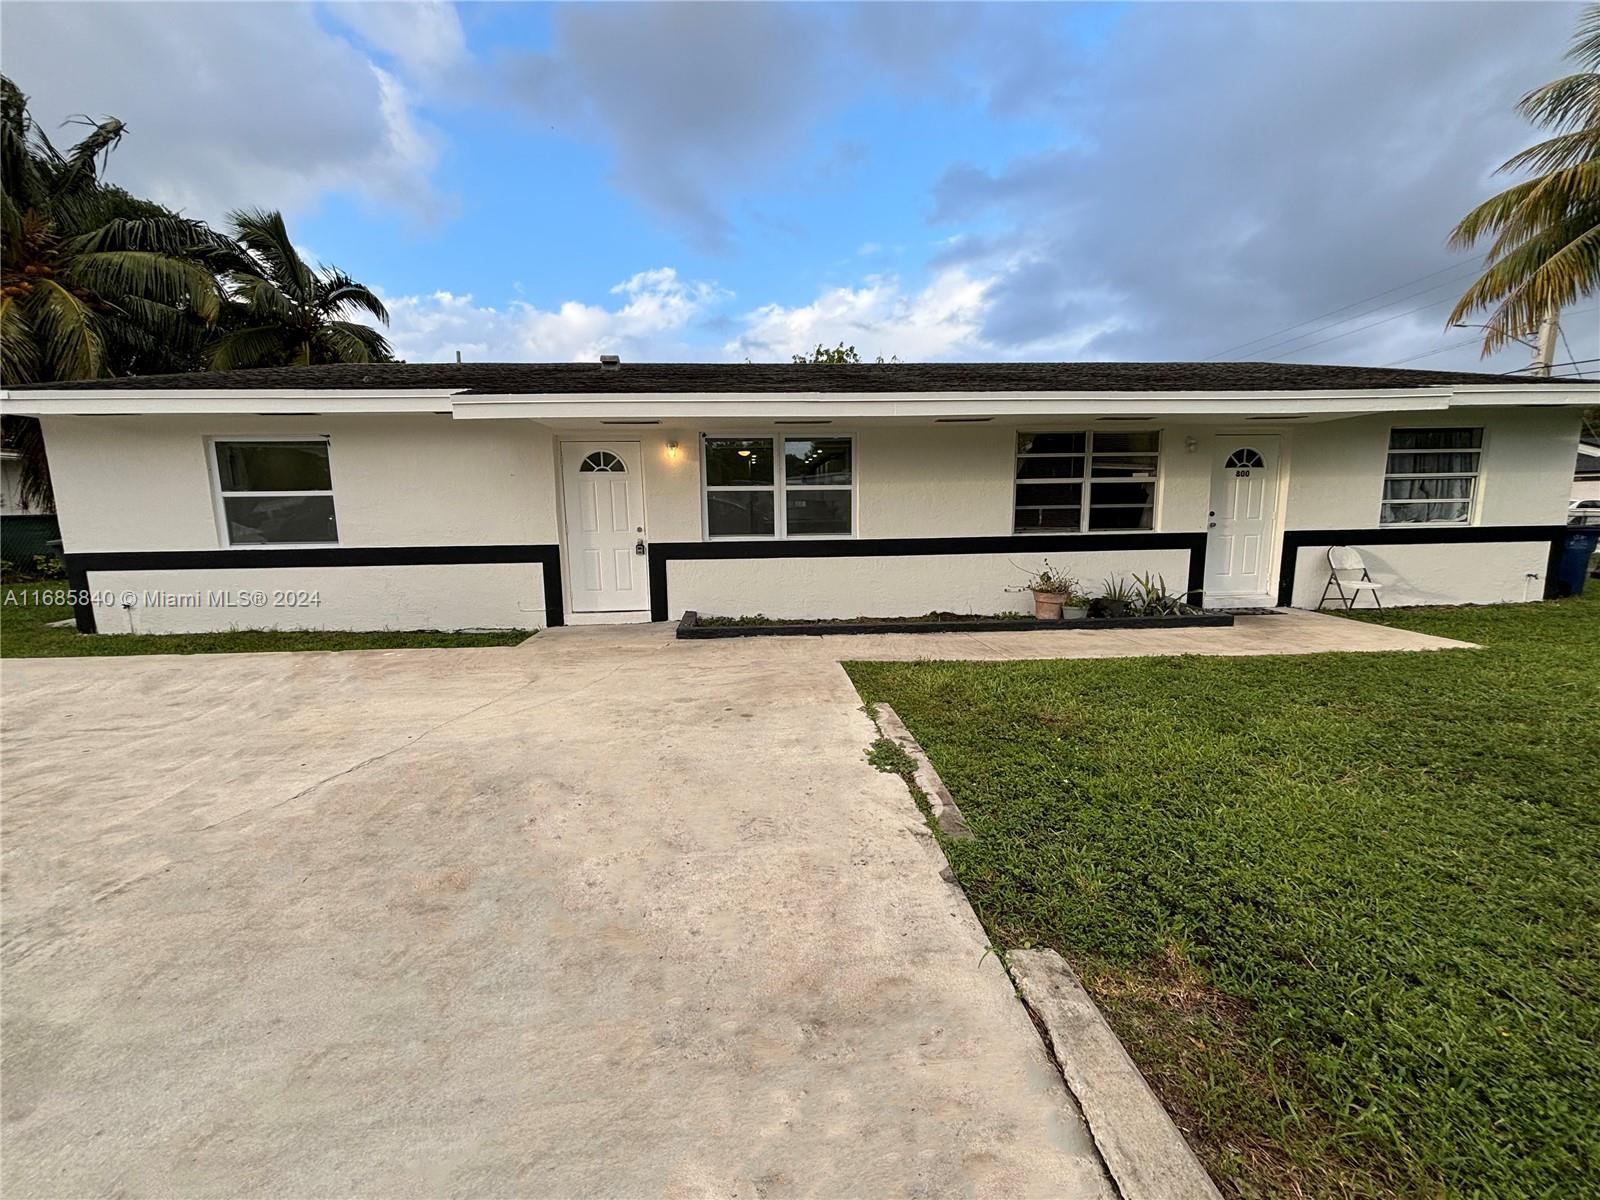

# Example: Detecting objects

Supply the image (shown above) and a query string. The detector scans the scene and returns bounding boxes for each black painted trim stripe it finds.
[1274,525,1569,606]
[63,544,564,633]
[647,532,1208,622]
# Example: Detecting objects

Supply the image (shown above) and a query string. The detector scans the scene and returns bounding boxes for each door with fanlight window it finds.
[1203,435,1280,604]
[561,441,649,612]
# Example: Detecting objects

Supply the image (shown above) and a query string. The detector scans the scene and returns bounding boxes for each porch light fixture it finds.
[1185,435,1199,452]
[666,440,680,459]
[737,448,752,457]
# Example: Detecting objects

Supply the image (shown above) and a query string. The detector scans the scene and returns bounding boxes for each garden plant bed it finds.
[678,609,1233,638]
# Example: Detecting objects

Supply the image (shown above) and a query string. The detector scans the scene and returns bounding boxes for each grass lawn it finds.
[1,584,533,657]
[847,592,1598,1199]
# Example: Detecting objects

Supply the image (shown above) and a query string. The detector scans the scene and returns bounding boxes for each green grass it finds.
[1,585,532,657]
[846,592,1599,1199]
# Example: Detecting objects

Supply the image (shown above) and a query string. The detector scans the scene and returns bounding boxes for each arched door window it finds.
[1224,448,1265,470]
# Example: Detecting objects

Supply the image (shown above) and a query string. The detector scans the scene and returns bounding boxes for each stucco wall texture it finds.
[36,406,1580,631]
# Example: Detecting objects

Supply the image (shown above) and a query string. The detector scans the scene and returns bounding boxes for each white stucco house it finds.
[2,360,1594,635]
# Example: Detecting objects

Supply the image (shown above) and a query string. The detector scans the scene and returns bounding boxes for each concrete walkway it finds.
[0,610,1465,1197]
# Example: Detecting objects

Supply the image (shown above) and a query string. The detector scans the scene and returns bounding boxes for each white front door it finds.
[1203,435,1280,603]
[561,441,649,613]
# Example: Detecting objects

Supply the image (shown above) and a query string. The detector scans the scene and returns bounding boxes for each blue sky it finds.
[4,2,1595,374]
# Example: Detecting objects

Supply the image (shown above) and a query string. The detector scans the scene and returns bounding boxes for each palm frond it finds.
[314,320,392,364]
[27,278,104,379]
[0,294,39,384]
[1515,71,1600,135]
[1448,215,1600,351]
[227,207,313,301]
[318,270,390,324]
[0,76,44,213]
[50,116,126,200]
[1562,3,1600,70]
[63,214,228,257]
[1500,128,1600,177]
[1450,5,1600,355]
[224,272,303,325]
[68,250,223,322]
[206,324,294,372]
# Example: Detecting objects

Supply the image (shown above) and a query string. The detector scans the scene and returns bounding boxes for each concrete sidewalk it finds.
[0,609,1464,1197]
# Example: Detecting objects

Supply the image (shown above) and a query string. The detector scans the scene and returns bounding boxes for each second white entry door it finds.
[1203,435,1280,602]
[561,441,649,612]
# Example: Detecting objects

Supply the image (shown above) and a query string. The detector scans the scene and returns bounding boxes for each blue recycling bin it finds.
[1555,529,1599,597]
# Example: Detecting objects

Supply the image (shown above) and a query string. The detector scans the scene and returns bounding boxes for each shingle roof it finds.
[10,360,1579,395]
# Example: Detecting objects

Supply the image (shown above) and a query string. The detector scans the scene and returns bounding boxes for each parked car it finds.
[1570,499,1600,526]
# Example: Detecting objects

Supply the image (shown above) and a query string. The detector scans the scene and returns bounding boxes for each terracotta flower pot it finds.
[1033,589,1064,620]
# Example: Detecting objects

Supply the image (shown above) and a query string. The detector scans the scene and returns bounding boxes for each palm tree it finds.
[208,208,392,370]
[1448,5,1600,355]
[1,75,235,506]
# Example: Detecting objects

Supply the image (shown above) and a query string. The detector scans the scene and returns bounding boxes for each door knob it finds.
[1208,521,1217,529]
[635,538,647,555]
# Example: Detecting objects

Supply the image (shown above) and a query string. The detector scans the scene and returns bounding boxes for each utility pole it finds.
[1532,303,1559,376]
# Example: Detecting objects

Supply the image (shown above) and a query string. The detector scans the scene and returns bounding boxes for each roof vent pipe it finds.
[600,354,621,371]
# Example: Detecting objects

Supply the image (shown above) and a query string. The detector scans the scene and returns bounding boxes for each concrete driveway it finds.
[2,627,1117,1199]
[1,612,1464,1197]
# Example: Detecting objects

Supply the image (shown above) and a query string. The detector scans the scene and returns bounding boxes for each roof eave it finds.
[1,381,1593,419]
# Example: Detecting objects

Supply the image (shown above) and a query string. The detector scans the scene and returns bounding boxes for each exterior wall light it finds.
[1185,435,1199,452]
[666,439,681,460]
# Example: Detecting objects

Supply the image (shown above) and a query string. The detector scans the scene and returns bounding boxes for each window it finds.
[1225,448,1265,470]
[213,439,338,545]
[1015,431,1159,533]
[579,450,625,473]
[703,436,853,538]
[1381,428,1482,525]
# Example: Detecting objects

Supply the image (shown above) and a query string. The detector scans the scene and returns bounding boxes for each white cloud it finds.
[377,269,725,363]
[376,262,1140,365]
[728,267,1129,363]
[732,271,994,362]
[327,0,469,83]
[1,2,444,223]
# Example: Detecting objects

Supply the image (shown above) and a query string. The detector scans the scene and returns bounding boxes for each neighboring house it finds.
[1,361,1594,634]
[1575,440,1600,503]
[1,449,29,514]
[0,447,62,567]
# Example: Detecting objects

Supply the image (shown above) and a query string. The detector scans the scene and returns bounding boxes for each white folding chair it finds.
[1319,546,1383,611]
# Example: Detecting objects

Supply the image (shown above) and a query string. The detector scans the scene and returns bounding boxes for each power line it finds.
[1502,357,1600,375]
[1242,274,1483,362]
[1260,294,1462,361]
[1381,336,1484,367]
[1558,324,1588,380]
[1380,304,1598,370]
[1203,260,1481,360]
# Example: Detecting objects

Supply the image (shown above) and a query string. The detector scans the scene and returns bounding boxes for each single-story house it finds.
[2,361,1594,634]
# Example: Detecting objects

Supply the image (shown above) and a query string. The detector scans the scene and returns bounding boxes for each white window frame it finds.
[207,435,340,548]
[1013,430,1161,534]
[1380,426,1483,527]
[700,433,856,540]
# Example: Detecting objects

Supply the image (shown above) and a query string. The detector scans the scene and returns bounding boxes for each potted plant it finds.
[1012,561,1089,620]
[1089,575,1138,619]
